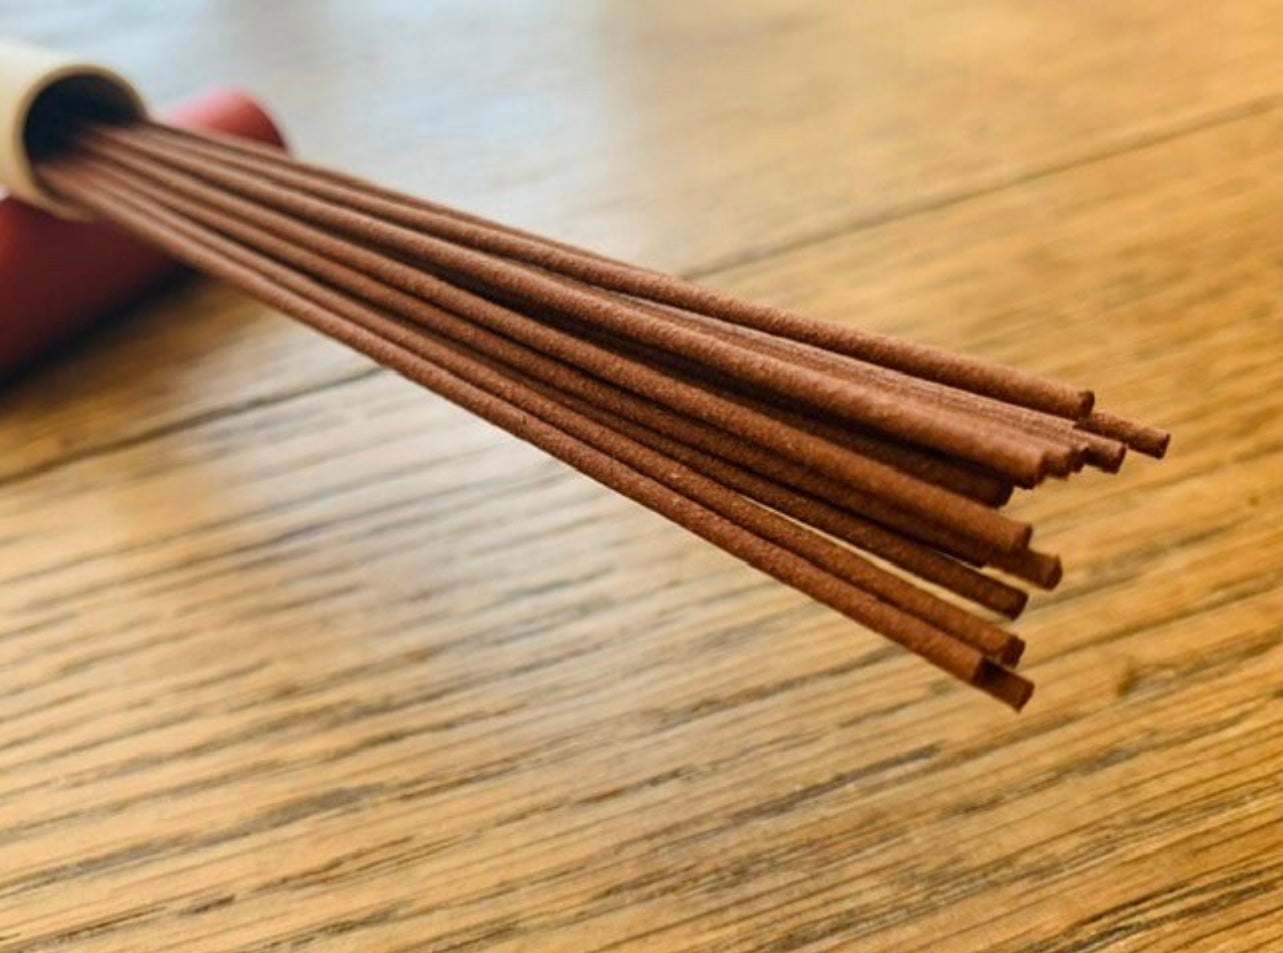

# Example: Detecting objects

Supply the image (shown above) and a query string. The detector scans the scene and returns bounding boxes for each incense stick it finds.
[35,116,1171,710]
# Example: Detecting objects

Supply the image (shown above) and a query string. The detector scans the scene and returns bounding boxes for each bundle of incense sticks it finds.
[35,117,1169,710]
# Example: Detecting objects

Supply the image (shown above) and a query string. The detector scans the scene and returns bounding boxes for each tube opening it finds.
[25,72,139,163]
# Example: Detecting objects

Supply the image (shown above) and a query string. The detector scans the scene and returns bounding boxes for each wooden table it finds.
[3,2,1281,950]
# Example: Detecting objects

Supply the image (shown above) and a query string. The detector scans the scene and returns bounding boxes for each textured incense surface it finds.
[37,117,1166,710]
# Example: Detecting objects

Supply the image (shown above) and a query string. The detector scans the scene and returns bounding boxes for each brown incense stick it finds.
[34,115,1172,711]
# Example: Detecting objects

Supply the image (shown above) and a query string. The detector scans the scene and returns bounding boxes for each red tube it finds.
[0,88,286,373]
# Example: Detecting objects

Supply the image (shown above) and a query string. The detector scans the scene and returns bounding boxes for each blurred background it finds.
[9,0,1280,275]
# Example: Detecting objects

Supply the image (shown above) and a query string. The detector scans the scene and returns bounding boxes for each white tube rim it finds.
[0,40,146,219]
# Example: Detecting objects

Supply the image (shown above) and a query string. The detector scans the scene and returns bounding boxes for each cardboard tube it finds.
[0,88,286,373]
[0,39,147,217]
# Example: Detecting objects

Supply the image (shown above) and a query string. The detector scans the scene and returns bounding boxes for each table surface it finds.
[2,2,1281,950]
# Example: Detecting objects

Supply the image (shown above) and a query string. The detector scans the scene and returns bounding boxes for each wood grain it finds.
[1,2,1281,950]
